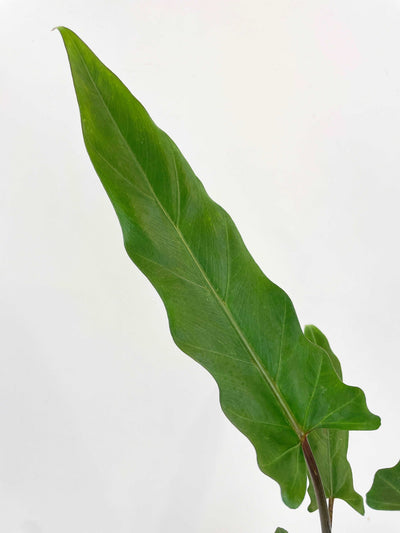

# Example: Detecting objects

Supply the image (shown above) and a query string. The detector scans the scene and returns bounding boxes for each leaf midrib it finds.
[73,39,304,440]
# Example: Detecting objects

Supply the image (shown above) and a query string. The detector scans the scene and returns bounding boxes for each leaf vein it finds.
[260,442,301,468]
[92,146,154,201]
[224,408,289,428]
[275,299,287,381]
[180,343,252,364]
[303,356,323,428]
[132,252,207,289]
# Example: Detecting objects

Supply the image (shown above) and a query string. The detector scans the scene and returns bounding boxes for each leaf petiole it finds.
[302,436,332,533]
[328,498,334,527]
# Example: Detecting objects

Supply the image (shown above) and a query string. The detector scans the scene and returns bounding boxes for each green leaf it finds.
[367,461,400,510]
[57,26,380,509]
[275,528,288,533]
[304,325,364,515]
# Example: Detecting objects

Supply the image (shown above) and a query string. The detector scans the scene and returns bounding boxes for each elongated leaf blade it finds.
[57,27,380,508]
[367,461,400,510]
[304,325,364,515]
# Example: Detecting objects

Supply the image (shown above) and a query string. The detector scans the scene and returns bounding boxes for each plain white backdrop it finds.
[2,1,400,532]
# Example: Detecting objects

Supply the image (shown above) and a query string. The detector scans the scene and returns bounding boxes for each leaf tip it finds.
[52,25,66,33]
[52,26,76,41]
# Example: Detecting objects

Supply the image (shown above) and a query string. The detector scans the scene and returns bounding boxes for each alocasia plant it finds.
[57,26,398,532]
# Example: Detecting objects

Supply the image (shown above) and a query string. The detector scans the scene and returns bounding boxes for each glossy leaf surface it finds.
[58,27,380,509]
[304,326,364,515]
[367,461,400,510]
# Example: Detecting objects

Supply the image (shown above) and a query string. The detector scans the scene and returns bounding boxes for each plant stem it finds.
[301,436,332,533]
[328,498,334,527]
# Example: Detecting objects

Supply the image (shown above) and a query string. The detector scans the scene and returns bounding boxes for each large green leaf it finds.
[304,325,364,515]
[57,27,380,509]
[367,461,400,510]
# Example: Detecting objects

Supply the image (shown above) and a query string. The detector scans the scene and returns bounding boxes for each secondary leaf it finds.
[367,461,400,510]
[57,27,380,509]
[304,325,364,515]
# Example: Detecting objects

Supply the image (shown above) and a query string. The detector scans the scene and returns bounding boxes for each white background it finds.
[1,1,400,532]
